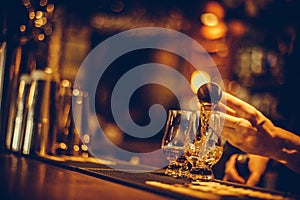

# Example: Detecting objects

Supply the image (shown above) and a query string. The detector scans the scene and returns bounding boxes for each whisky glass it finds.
[186,110,225,181]
[161,110,196,178]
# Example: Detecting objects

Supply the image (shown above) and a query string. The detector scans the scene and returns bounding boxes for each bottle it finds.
[10,74,31,153]
[4,38,36,151]
[0,1,8,152]
[22,69,59,156]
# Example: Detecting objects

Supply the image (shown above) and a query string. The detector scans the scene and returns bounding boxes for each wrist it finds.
[267,127,300,174]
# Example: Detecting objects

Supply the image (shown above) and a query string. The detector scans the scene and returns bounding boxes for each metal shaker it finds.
[22,69,59,156]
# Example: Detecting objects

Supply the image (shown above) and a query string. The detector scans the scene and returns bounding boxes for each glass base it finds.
[164,160,190,178]
[188,167,214,181]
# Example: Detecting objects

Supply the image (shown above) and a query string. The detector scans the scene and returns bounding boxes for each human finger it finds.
[245,172,261,186]
[221,113,258,135]
[223,173,246,184]
[215,101,236,116]
[223,154,246,184]
[222,92,259,124]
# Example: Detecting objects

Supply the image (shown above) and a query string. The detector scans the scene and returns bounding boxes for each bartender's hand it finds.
[223,153,269,186]
[218,92,300,174]
[218,92,277,157]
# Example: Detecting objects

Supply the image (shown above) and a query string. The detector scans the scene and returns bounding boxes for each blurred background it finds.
[0,0,299,186]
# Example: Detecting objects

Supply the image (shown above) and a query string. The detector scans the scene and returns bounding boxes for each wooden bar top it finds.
[0,153,173,200]
[1,153,298,200]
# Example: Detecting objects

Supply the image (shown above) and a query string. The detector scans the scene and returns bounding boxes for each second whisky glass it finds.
[186,109,225,181]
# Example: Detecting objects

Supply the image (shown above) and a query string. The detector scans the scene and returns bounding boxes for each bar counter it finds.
[1,153,299,200]
[0,153,172,200]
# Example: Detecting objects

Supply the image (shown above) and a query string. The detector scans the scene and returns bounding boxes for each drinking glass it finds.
[161,110,195,178]
[185,109,225,181]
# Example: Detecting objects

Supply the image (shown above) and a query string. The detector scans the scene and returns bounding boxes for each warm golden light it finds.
[40,0,48,7]
[35,11,43,19]
[22,0,31,8]
[81,144,88,151]
[152,51,179,68]
[73,145,80,152]
[29,11,35,19]
[82,152,89,158]
[228,20,247,37]
[59,142,67,150]
[46,3,55,12]
[62,79,71,87]
[190,70,210,94]
[34,18,44,27]
[19,25,26,32]
[27,82,36,108]
[200,13,219,27]
[199,21,227,40]
[42,17,47,25]
[73,89,80,96]
[44,67,53,74]
[38,33,45,41]
[203,1,225,20]
[83,134,90,143]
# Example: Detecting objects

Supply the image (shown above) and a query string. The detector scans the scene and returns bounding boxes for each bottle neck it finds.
[200,102,216,112]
